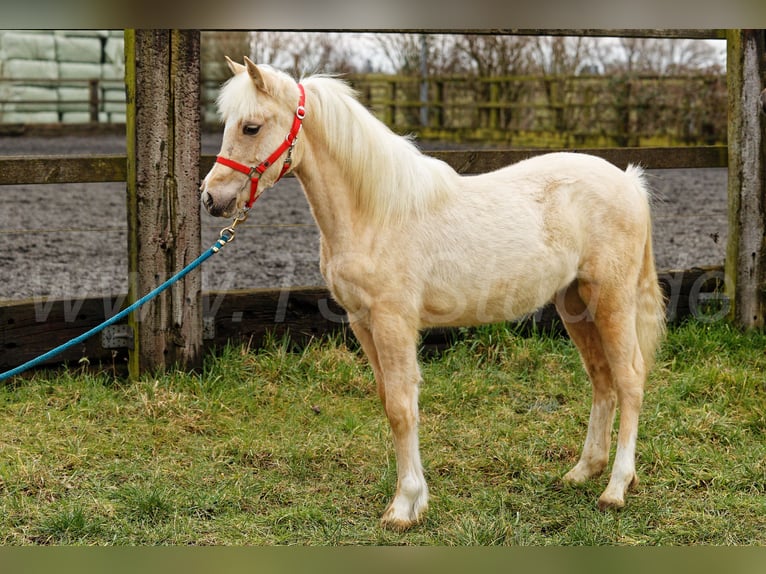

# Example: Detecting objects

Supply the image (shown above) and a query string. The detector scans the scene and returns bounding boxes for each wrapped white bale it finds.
[2,111,59,123]
[58,86,90,112]
[103,36,124,65]
[101,63,124,81]
[108,111,126,123]
[61,111,92,123]
[0,31,56,61]
[203,109,221,124]
[58,62,102,86]
[2,85,58,112]
[55,35,102,64]
[0,32,5,76]
[3,59,59,82]
[101,86,126,114]
[102,87,125,102]
[54,30,109,38]
[0,83,7,119]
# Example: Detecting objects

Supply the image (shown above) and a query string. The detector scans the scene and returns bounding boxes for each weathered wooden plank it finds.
[200,146,728,176]
[0,295,130,370]
[0,155,126,185]
[0,146,727,188]
[204,287,348,349]
[724,30,766,329]
[125,29,203,378]
[256,29,726,40]
[1,268,727,373]
[427,146,728,172]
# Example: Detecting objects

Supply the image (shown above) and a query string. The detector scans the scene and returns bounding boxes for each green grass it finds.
[1,320,764,545]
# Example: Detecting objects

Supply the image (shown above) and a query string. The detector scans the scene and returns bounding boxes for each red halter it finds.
[215,83,306,210]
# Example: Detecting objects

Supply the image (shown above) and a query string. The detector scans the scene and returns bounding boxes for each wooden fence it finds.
[0,28,764,379]
[339,73,728,147]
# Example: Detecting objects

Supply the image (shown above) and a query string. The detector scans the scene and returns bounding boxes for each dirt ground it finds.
[0,133,727,301]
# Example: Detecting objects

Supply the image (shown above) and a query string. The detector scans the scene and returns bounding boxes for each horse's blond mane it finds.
[300,75,459,225]
[217,66,459,226]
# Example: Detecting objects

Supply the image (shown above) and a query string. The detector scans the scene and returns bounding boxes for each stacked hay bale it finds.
[0,30,126,124]
[56,31,104,123]
[101,32,126,124]
[0,31,60,123]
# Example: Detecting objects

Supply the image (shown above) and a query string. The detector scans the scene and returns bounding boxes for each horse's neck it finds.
[293,141,361,248]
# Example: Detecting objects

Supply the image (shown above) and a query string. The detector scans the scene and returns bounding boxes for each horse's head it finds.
[200,57,303,217]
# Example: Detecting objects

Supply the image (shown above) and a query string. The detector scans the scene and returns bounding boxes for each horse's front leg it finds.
[361,310,428,530]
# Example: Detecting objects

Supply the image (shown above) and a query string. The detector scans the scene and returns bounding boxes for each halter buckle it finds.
[215,210,249,250]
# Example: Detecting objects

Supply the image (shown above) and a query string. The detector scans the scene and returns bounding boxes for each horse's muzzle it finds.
[201,189,235,218]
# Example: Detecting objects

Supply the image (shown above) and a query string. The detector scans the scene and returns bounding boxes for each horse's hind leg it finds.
[355,310,427,530]
[556,281,617,484]
[588,283,646,510]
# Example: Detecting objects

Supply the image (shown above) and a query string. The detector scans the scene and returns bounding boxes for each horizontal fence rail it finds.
[0,267,728,371]
[0,146,729,186]
[251,29,727,39]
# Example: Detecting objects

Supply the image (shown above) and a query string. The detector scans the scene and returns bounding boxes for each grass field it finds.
[0,319,764,545]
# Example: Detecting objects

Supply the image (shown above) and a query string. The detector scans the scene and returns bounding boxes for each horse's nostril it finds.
[203,193,214,208]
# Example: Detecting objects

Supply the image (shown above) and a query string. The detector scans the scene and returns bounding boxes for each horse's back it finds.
[474,152,651,232]
[492,152,647,199]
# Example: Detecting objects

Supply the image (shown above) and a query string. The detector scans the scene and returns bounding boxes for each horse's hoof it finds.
[380,502,426,531]
[597,493,626,511]
[563,464,603,485]
[380,515,416,532]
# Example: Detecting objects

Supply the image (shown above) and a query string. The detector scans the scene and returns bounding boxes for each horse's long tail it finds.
[628,165,666,374]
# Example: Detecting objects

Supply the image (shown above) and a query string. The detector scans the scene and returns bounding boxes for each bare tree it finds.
[201,31,250,80]
[453,35,535,130]
[596,38,726,145]
[610,37,723,75]
[247,32,360,77]
[532,36,597,142]
[372,33,466,75]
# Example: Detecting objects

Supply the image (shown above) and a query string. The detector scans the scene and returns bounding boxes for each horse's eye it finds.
[243,124,261,136]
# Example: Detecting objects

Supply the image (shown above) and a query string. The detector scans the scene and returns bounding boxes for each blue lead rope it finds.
[0,222,241,383]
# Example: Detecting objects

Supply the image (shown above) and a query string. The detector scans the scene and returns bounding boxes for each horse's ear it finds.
[244,56,268,92]
[225,56,245,76]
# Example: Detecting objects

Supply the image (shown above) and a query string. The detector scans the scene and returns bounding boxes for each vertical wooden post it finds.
[387,80,397,127]
[124,30,202,378]
[435,80,445,129]
[725,29,766,330]
[88,79,99,123]
[489,80,499,130]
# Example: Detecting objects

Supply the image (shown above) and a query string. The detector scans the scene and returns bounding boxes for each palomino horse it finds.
[201,57,666,531]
